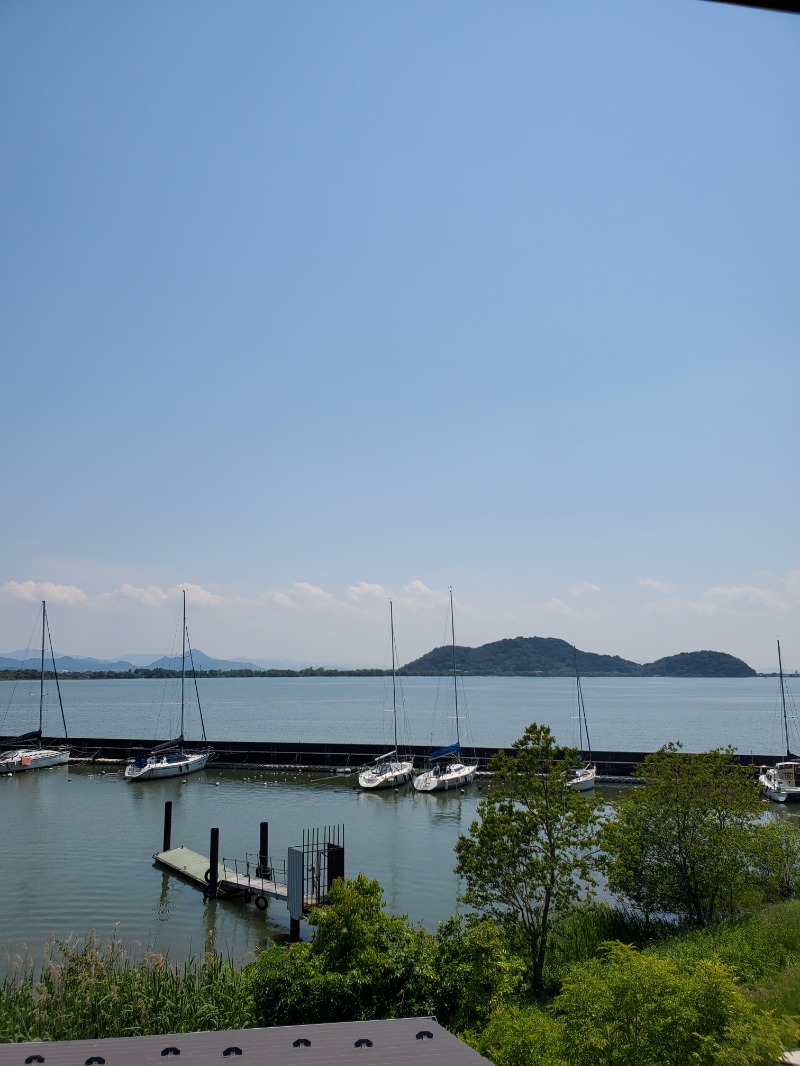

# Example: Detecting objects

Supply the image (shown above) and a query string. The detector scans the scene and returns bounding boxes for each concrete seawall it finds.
[20,736,785,777]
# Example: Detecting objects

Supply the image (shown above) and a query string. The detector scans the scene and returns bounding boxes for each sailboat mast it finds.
[450,589,460,746]
[779,639,789,758]
[573,645,584,758]
[181,590,186,740]
[390,600,398,752]
[39,600,46,734]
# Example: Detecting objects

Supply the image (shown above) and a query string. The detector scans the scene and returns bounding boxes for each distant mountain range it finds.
[0,637,759,677]
[0,650,262,673]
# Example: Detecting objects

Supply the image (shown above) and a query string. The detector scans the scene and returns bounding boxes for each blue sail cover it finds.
[430,742,461,761]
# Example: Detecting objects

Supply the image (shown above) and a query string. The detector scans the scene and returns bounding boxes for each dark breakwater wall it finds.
[17,736,787,778]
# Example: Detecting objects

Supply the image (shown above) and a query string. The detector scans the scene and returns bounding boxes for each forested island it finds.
[0,638,757,679]
[402,637,756,678]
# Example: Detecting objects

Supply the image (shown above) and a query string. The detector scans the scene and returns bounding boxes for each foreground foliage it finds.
[455,723,603,991]
[473,939,793,1066]
[4,894,800,1066]
[602,743,767,926]
[554,942,788,1066]
[0,934,253,1042]
[246,874,524,1029]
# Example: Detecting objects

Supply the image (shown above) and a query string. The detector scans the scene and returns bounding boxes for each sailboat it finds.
[358,601,414,790]
[758,640,798,803]
[0,600,70,773]
[124,591,212,781]
[413,590,478,793]
[567,645,596,791]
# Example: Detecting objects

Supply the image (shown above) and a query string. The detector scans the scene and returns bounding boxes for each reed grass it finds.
[542,902,674,991]
[0,933,254,1042]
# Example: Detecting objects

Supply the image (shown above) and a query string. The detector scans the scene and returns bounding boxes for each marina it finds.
[1,674,799,978]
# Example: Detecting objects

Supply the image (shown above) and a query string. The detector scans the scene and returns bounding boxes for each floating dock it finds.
[153,807,344,934]
[154,846,287,906]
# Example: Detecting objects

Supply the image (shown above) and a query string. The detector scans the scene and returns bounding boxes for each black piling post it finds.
[290,917,300,939]
[207,827,219,900]
[258,821,270,878]
[163,801,173,852]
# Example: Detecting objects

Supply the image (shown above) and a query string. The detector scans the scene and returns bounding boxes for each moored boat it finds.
[567,645,596,791]
[413,590,477,794]
[758,640,799,803]
[413,741,476,792]
[124,591,212,782]
[0,600,69,774]
[359,601,414,791]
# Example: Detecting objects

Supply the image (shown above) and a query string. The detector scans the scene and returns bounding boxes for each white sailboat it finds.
[0,600,70,773]
[359,601,414,791]
[758,640,798,803]
[413,590,478,793]
[124,591,212,782]
[567,645,596,791]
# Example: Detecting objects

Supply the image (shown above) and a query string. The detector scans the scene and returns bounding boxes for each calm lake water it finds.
[1,676,798,977]
[2,674,798,753]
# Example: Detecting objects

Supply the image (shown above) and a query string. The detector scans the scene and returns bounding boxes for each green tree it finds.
[749,818,800,902]
[602,744,763,926]
[247,874,437,1025]
[454,722,603,992]
[431,915,525,1033]
[553,941,789,1066]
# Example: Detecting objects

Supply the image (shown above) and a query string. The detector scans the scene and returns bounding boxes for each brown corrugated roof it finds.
[0,1017,492,1065]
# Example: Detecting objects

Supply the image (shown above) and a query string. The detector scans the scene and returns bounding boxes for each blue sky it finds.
[1,0,798,670]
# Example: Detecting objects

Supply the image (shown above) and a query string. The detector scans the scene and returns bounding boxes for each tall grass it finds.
[542,902,674,990]
[0,933,254,1042]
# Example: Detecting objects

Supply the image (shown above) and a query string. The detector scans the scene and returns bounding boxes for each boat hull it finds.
[413,761,477,793]
[759,761,800,803]
[568,765,596,791]
[0,748,69,773]
[124,750,210,781]
[358,761,414,790]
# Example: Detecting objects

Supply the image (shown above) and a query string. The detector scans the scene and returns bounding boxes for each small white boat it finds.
[125,591,212,782]
[359,602,413,791]
[758,640,798,803]
[413,590,477,794]
[413,742,477,792]
[0,600,69,774]
[567,646,596,791]
[359,751,414,790]
[567,763,596,792]
[124,744,211,782]
[0,740,70,773]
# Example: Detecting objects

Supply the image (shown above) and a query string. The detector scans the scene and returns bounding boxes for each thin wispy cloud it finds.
[544,598,576,617]
[109,583,224,608]
[346,582,388,601]
[639,578,675,594]
[117,583,168,607]
[644,597,717,617]
[570,581,600,596]
[1,580,88,606]
[181,584,224,607]
[263,589,294,608]
[290,582,335,604]
[704,585,789,611]
[398,580,450,611]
